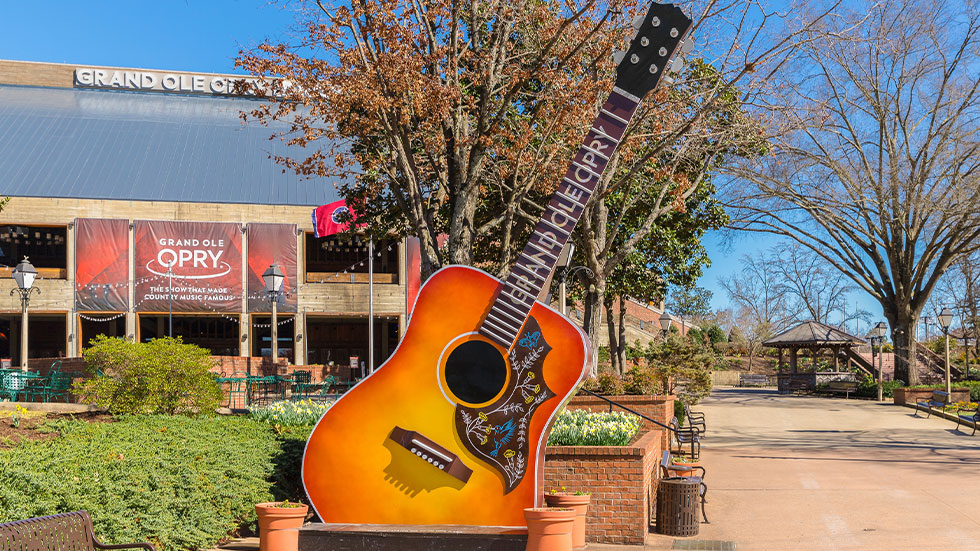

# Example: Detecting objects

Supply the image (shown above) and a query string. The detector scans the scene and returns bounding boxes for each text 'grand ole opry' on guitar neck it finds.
[302,1,693,528]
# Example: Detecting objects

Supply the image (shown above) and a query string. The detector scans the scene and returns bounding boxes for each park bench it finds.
[739,373,768,387]
[659,450,708,522]
[684,403,706,435]
[0,510,155,550]
[670,417,701,460]
[785,379,811,395]
[956,409,979,436]
[912,390,949,419]
[816,380,858,399]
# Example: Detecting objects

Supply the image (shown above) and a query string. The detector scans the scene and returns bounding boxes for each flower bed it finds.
[547,410,640,446]
[249,400,331,426]
[567,393,674,450]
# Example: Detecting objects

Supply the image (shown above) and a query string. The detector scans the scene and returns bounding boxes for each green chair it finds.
[290,370,313,400]
[40,372,73,403]
[0,371,18,402]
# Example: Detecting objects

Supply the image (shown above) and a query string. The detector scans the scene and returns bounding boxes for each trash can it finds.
[656,477,700,536]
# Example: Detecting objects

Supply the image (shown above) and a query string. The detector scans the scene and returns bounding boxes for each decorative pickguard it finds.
[454,316,554,493]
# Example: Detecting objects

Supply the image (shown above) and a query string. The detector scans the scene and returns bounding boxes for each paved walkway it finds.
[215,388,980,550]
[644,387,980,550]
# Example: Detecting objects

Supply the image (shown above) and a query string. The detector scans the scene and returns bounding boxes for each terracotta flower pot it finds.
[524,507,575,551]
[544,494,590,550]
[671,460,699,478]
[255,502,309,551]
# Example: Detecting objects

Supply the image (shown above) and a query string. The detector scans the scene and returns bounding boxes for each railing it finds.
[577,388,699,458]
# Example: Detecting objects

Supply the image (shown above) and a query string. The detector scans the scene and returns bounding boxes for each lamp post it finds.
[868,321,887,401]
[10,257,40,372]
[938,307,954,395]
[166,260,175,338]
[659,312,674,338]
[262,264,285,368]
[559,265,594,316]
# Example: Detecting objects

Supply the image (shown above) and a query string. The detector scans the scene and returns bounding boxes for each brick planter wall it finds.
[544,429,662,545]
[566,394,675,450]
[893,387,971,406]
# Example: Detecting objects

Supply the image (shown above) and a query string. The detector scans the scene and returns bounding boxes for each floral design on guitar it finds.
[455,316,555,493]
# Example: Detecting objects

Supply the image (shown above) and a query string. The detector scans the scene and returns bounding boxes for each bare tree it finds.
[720,251,799,368]
[725,0,980,385]
[936,252,980,365]
[771,243,858,326]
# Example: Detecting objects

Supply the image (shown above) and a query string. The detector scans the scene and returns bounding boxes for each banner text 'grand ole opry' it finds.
[0,59,422,370]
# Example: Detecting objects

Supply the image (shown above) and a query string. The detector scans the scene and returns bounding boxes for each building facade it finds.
[0,60,416,368]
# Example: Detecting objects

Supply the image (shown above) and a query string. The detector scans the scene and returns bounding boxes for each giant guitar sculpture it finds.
[303,1,693,528]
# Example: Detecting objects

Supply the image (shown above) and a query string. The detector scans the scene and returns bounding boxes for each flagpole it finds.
[368,236,374,374]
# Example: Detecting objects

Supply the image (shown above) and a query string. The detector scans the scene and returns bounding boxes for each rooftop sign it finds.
[73,67,263,96]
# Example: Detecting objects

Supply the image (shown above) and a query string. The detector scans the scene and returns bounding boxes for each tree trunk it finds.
[617,295,627,372]
[890,319,919,386]
[604,296,619,375]
[582,273,606,378]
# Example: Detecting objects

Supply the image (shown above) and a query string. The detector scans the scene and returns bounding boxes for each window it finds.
[305,234,398,283]
[0,225,67,277]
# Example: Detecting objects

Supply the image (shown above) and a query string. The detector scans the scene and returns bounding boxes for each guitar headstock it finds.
[613,2,693,99]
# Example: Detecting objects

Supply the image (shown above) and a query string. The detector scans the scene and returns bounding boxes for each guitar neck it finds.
[479,87,641,348]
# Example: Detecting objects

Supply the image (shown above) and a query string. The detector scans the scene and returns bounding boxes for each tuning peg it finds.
[661,75,674,85]
[670,57,684,73]
[612,50,626,64]
[632,14,644,30]
[681,39,694,56]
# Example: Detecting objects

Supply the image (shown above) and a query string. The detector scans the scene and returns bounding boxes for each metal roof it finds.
[763,321,867,347]
[0,84,344,206]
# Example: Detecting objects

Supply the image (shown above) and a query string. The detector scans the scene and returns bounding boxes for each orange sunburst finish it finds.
[303,265,592,527]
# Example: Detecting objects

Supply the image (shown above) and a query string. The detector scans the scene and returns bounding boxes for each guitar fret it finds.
[539,217,572,238]
[562,177,591,196]
[480,325,513,346]
[556,191,586,210]
[600,108,629,125]
[511,266,544,291]
[571,161,602,181]
[497,298,529,318]
[527,240,558,260]
[533,231,563,251]
[501,288,534,307]
[581,143,609,161]
[492,304,525,325]
[590,125,618,143]
[484,316,518,337]
[521,252,551,272]
[487,312,521,332]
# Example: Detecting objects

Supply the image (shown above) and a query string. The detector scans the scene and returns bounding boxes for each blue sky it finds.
[0,0,886,328]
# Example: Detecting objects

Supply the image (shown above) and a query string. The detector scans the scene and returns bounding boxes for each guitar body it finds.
[303,265,592,527]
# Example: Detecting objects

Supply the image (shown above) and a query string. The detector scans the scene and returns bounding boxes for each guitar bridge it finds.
[389,426,473,484]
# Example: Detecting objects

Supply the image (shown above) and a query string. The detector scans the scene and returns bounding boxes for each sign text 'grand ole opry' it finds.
[0,59,421,368]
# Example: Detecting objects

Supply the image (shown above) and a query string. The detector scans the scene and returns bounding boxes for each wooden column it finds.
[778,348,784,371]
[833,345,840,371]
[790,348,798,373]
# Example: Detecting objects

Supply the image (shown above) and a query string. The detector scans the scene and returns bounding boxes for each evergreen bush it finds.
[0,415,278,551]
[74,336,222,415]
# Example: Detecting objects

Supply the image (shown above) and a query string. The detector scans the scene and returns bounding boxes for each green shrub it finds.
[0,415,279,551]
[250,400,331,426]
[622,366,659,395]
[74,336,222,415]
[547,410,640,446]
[582,372,624,395]
[673,398,686,425]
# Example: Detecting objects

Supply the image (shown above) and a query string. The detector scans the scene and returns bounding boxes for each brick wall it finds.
[544,429,662,545]
[566,394,675,451]
[27,357,86,376]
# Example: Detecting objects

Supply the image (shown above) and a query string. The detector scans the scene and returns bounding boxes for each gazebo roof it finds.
[763,321,867,348]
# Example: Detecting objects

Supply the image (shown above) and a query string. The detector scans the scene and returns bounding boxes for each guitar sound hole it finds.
[445,340,507,405]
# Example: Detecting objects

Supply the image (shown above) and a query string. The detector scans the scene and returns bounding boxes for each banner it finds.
[134,220,243,312]
[75,218,130,312]
[247,223,298,313]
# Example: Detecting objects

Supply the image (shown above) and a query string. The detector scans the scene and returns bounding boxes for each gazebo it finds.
[763,321,870,392]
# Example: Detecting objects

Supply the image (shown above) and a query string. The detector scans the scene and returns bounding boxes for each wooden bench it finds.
[739,373,768,387]
[956,409,980,436]
[912,390,949,419]
[659,450,708,522]
[816,381,858,399]
[0,510,155,550]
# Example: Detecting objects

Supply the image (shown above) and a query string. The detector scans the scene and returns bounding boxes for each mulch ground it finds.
[0,410,113,448]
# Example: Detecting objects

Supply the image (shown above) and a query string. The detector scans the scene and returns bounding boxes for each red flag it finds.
[313,199,359,237]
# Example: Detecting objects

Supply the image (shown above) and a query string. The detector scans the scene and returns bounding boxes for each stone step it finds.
[299,523,528,551]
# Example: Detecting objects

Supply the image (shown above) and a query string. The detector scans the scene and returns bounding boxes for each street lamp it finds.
[262,263,285,368]
[938,307,954,395]
[559,265,594,316]
[868,321,887,401]
[659,312,674,338]
[10,257,40,372]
